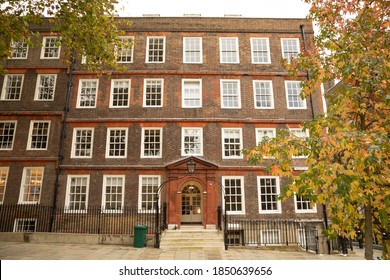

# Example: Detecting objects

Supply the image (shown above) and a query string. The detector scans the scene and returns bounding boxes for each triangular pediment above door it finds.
[165,156,218,171]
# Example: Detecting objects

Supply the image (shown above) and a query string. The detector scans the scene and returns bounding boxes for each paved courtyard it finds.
[0,241,384,260]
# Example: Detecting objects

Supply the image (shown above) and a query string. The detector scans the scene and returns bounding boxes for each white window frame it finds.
[183,37,203,63]
[110,79,131,108]
[80,55,88,65]
[14,218,36,232]
[27,121,51,150]
[77,79,99,108]
[256,128,276,158]
[222,176,246,215]
[146,36,166,63]
[285,81,307,109]
[294,194,317,213]
[281,38,300,63]
[65,175,90,213]
[181,127,203,156]
[138,175,161,212]
[102,175,125,213]
[117,36,134,63]
[106,128,128,158]
[81,54,103,65]
[255,128,276,144]
[34,74,57,101]
[250,38,271,64]
[143,79,164,107]
[220,79,241,109]
[253,80,274,109]
[40,36,61,59]
[1,74,24,101]
[141,127,163,158]
[71,128,94,158]
[219,37,239,63]
[182,79,202,108]
[222,128,243,159]
[257,176,282,214]
[18,167,44,204]
[10,41,28,59]
[290,128,310,158]
[0,121,17,150]
[0,167,9,204]
[289,128,309,137]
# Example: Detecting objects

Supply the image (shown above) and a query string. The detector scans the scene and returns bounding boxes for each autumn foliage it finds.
[0,0,131,73]
[244,0,389,259]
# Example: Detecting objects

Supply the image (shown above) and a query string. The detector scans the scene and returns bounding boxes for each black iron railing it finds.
[223,216,319,252]
[0,204,166,235]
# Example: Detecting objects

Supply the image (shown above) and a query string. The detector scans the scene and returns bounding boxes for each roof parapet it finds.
[183,14,202,17]
[224,14,242,17]
[142,14,160,17]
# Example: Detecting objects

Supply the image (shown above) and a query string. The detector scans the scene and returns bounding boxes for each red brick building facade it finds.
[1,17,325,232]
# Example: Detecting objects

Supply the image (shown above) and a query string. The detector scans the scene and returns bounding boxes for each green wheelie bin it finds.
[133,225,147,248]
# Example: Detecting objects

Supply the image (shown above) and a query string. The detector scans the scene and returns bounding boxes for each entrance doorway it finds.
[181,185,202,224]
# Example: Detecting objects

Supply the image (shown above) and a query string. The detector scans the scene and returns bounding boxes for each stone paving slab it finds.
[0,241,384,260]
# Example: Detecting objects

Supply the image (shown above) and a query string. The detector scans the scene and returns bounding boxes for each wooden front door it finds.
[181,185,202,224]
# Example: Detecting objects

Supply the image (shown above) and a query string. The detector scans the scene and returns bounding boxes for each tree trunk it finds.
[382,240,390,260]
[364,202,374,260]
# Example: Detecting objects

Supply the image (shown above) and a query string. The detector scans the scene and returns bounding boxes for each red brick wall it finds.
[0,17,324,222]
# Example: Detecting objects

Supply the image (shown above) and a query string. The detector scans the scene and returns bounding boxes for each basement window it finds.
[14,219,36,232]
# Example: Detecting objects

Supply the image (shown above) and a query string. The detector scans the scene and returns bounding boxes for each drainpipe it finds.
[300,24,315,120]
[49,49,76,232]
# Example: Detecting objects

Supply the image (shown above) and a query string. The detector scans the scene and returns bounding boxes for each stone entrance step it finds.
[159,225,225,250]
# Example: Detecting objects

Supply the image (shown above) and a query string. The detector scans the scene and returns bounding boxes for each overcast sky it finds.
[115,0,311,18]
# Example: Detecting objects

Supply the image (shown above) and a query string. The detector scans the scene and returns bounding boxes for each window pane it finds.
[111,80,130,107]
[14,219,36,232]
[220,38,239,63]
[251,38,270,63]
[140,176,159,210]
[0,122,16,150]
[256,129,275,143]
[184,37,201,63]
[11,41,28,58]
[221,81,240,108]
[36,75,56,100]
[147,37,165,62]
[258,177,280,212]
[79,80,98,107]
[183,128,202,155]
[104,176,124,211]
[73,129,93,157]
[282,38,299,63]
[286,81,305,108]
[117,37,133,63]
[0,168,9,203]
[224,178,244,213]
[183,80,201,107]
[42,37,60,58]
[20,168,44,203]
[29,122,50,149]
[67,176,88,211]
[296,196,314,210]
[143,129,161,157]
[254,81,273,108]
[107,129,127,158]
[2,75,23,100]
[223,129,242,158]
[144,80,163,107]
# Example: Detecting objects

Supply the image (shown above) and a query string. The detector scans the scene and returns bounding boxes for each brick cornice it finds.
[71,70,308,77]
[66,118,308,124]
